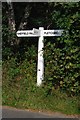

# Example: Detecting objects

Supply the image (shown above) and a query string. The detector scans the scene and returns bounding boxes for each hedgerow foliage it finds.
[43,3,80,96]
[2,2,80,96]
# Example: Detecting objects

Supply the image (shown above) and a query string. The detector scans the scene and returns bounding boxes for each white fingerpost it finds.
[37,27,44,86]
[16,27,63,87]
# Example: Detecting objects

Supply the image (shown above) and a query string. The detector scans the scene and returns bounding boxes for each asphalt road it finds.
[2,106,79,118]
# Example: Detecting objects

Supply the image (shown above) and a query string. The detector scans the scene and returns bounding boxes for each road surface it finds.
[2,106,79,118]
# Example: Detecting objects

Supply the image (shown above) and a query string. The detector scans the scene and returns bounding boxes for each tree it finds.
[6,0,16,45]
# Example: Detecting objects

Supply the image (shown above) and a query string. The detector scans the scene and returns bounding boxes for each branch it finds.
[18,5,31,30]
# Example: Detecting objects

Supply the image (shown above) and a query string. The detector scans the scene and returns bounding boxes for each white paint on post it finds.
[43,30,63,36]
[33,28,40,36]
[37,27,44,86]
[16,30,40,37]
[16,27,63,86]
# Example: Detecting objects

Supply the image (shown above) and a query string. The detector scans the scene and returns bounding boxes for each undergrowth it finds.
[2,56,80,115]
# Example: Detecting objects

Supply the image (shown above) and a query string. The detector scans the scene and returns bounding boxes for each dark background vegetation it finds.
[2,2,80,114]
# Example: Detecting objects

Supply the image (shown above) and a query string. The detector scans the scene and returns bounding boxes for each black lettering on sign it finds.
[44,32,54,34]
[44,31,59,35]
[29,32,33,35]
[17,33,22,35]
[17,32,27,35]
[26,32,28,35]
[23,32,27,35]
[54,31,58,34]
[17,32,34,35]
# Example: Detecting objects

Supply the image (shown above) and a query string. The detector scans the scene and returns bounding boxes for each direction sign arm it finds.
[33,28,40,36]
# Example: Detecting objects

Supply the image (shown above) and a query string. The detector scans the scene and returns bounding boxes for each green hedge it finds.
[2,2,80,96]
[44,3,80,96]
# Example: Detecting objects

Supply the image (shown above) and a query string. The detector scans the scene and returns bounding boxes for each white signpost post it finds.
[17,27,63,86]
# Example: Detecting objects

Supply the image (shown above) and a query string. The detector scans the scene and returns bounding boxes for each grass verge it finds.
[2,59,80,115]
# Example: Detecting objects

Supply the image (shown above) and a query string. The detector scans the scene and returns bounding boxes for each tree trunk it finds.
[7,0,16,46]
[6,2,31,55]
[18,4,31,30]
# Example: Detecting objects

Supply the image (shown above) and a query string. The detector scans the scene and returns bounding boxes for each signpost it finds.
[33,28,40,36]
[16,27,63,86]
